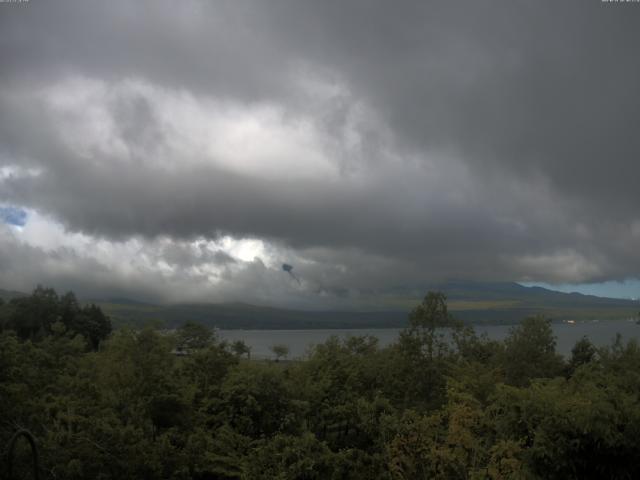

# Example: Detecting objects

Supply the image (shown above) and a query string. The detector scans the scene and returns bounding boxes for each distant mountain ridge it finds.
[3,282,638,329]
[0,289,27,302]
[434,280,637,307]
[93,281,640,329]
[429,281,639,324]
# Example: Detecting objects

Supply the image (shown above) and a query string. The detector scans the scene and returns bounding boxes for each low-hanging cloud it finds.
[1,0,639,305]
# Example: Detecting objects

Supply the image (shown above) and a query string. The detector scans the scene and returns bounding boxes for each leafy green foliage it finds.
[230,339,252,359]
[175,321,216,352]
[3,290,640,479]
[270,344,290,361]
[0,286,111,349]
[502,316,565,387]
[568,336,597,374]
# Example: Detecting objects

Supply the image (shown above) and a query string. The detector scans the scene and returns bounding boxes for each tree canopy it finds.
[0,286,111,349]
[2,289,640,479]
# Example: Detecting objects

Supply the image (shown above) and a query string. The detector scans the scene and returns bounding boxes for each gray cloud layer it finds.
[1,0,639,304]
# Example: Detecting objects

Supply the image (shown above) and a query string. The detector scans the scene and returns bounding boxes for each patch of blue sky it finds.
[521,280,640,301]
[0,206,28,227]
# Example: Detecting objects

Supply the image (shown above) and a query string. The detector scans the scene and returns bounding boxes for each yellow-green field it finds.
[448,300,522,310]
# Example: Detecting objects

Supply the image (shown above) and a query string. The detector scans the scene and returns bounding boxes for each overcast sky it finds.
[1,0,640,306]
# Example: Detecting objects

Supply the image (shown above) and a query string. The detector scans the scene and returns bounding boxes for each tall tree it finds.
[175,321,216,352]
[502,316,565,386]
[270,344,290,362]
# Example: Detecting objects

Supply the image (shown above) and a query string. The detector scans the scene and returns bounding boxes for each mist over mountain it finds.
[84,281,640,329]
[0,288,26,302]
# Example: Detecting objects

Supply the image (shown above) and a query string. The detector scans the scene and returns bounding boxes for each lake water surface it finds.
[220,318,640,359]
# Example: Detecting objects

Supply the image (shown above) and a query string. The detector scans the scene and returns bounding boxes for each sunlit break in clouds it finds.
[1,0,640,305]
[0,206,27,227]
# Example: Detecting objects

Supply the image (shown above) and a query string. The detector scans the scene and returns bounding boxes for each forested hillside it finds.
[94,281,640,330]
[2,290,640,479]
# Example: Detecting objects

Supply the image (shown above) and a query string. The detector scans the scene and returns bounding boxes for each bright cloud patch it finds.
[2,0,640,303]
[0,209,323,305]
[37,76,343,181]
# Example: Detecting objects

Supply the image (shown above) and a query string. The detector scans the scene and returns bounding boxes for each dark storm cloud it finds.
[258,1,640,209]
[1,0,640,301]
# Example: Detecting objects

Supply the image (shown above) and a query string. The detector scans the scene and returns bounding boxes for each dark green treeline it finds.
[2,290,640,479]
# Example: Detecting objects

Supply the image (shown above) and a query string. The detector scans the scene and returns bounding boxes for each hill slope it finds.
[94,282,640,329]
[437,281,639,324]
[0,289,27,302]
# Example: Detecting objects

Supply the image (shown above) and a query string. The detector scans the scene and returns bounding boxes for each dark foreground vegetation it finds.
[2,289,640,479]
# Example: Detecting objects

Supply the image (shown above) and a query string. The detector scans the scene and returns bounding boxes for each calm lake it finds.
[220,318,640,359]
